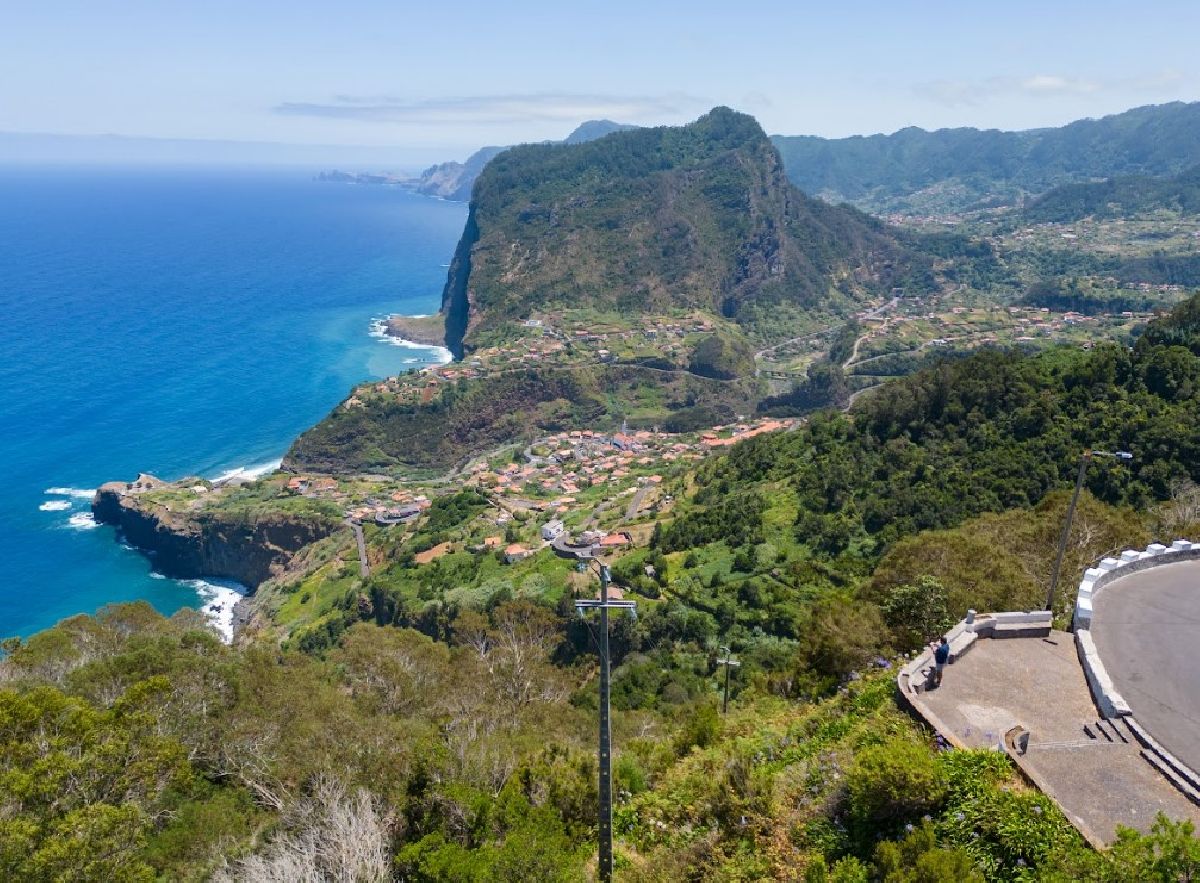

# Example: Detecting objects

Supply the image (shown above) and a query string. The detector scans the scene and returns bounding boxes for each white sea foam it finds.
[211,459,282,485]
[45,486,96,499]
[186,579,247,643]
[369,316,454,364]
[39,500,73,512]
[149,571,167,580]
[67,512,99,530]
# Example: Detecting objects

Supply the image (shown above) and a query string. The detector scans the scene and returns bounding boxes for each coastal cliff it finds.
[92,478,342,589]
[436,107,926,356]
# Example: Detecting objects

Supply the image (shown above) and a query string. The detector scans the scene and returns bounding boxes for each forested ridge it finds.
[441,107,932,354]
[8,299,1200,879]
[771,101,1200,213]
[1024,164,1200,222]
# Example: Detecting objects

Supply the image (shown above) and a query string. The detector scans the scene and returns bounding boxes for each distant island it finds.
[318,119,636,201]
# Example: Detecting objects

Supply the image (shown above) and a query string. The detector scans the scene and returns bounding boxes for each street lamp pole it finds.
[576,563,636,883]
[1046,449,1132,613]
[717,646,740,714]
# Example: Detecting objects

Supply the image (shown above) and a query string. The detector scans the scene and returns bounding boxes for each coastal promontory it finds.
[92,474,342,588]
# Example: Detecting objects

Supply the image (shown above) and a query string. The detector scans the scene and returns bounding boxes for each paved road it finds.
[350,522,370,578]
[625,485,652,521]
[1092,560,1200,775]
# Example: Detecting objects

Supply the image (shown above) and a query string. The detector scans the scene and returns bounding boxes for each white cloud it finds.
[914,70,1187,107]
[274,92,710,126]
[1020,74,1098,95]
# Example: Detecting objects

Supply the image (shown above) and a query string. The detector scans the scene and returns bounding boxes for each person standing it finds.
[932,636,950,687]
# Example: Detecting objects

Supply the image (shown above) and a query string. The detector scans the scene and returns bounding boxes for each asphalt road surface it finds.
[1092,560,1200,774]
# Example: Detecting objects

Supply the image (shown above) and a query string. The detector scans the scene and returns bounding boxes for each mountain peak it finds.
[564,119,637,144]
[439,109,924,357]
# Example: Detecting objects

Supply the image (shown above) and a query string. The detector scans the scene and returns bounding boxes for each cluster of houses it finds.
[699,420,790,448]
[286,476,340,497]
[462,428,696,505]
[338,486,432,526]
[845,302,1161,362]
[342,313,724,410]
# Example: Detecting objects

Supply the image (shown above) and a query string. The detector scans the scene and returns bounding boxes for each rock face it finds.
[92,481,340,589]
[439,107,923,356]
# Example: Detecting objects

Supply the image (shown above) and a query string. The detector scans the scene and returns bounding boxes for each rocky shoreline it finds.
[383,313,447,348]
[92,476,342,640]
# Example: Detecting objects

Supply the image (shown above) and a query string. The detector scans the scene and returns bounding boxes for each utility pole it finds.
[1046,449,1132,613]
[576,563,636,883]
[717,646,740,714]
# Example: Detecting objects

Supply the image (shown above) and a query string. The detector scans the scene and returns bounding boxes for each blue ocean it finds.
[0,166,467,639]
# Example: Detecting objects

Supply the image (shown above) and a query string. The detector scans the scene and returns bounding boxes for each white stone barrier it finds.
[1073,539,1199,718]
[1074,539,1200,629]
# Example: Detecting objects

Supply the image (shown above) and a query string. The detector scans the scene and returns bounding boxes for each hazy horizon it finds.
[4,97,1199,169]
[5,0,1198,166]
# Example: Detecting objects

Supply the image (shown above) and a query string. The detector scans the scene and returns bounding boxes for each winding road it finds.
[1092,560,1200,776]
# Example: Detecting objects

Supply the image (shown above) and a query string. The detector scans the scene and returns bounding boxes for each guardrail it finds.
[1073,539,1200,629]
[1073,539,1200,718]
[897,608,1053,697]
[1071,538,1200,806]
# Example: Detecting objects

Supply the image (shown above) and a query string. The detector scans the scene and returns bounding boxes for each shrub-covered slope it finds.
[441,107,928,356]
[773,101,1200,213]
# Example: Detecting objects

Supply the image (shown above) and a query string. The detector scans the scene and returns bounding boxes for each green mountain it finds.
[772,101,1200,214]
[401,120,637,201]
[1024,163,1200,222]
[441,107,927,357]
[288,108,971,474]
[31,298,1200,880]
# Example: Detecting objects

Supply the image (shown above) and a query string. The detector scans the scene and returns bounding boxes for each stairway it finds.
[1119,717,1200,807]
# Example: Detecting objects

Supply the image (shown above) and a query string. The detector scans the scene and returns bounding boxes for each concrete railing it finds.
[898,608,1052,696]
[1073,539,1200,628]
[1073,539,1200,719]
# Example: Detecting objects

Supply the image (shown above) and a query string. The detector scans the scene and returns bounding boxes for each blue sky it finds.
[3,0,1198,165]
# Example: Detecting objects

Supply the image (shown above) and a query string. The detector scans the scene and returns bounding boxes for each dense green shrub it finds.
[845,739,948,829]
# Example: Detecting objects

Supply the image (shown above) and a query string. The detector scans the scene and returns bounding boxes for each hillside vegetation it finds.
[4,603,1199,881]
[1025,164,1200,223]
[286,364,754,474]
[441,107,930,356]
[772,101,1200,213]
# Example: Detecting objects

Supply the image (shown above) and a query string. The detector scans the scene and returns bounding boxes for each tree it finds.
[214,777,392,883]
[878,577,954,651]
[795,596,887,685]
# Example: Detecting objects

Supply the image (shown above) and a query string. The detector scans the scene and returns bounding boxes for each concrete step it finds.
[1123,718,1200,794]
[1091,720,1114,742]
[1140,749,1200,808]
[1097,718,1128,744]
[992,622,1051,639]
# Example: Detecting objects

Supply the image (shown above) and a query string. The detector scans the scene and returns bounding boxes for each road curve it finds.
[1092,559,1200,775]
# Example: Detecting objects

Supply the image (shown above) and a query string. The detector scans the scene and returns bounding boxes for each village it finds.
[283,416,796,571]
[346,309,720,409]
[112,277,1193,595]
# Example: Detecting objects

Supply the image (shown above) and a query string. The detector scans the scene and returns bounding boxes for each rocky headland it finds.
[382,313,447,348]
[92,476,342,590]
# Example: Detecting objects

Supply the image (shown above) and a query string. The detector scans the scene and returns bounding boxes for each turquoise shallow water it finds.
[0,166,467,638]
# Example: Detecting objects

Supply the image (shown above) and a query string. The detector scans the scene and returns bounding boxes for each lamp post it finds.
[717,646,740,714]
[1046,449,1133,613]
[575,562,636,883]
